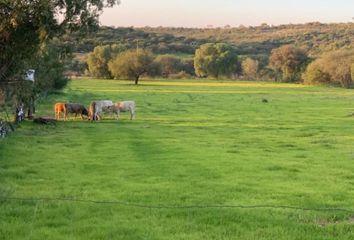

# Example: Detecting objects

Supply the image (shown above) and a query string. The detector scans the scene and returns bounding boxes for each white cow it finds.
[89,100,113,121]
[108,101,136,120]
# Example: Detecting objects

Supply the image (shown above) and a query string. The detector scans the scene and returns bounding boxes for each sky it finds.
[99,0,354,28]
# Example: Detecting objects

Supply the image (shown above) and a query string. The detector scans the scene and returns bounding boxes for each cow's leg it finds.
[117,109,120,120]
[93,111,100,121]
[130,108,135,120]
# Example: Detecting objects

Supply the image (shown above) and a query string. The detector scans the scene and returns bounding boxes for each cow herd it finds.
[54,100,136,121]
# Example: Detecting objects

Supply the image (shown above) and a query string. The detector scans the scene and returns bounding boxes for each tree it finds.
[0,0,119,104]
[269,45,308,82]
[108,49,155,85]
[194,43,238,78]
[87,44,125,78]
[303,61,331,85]
[303,49,354,88]
[242,58,259,80]
[154,55,182,78]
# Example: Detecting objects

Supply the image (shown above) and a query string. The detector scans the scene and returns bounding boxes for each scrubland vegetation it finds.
[68,24,354,88]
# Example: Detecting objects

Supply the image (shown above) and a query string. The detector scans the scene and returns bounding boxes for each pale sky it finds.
[99,0,354,28]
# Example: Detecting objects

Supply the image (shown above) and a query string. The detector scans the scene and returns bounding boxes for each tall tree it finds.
[108,49,155,85]
[154,55,182,78]
[269,45,308,82]
[87,44,125,78]
[0,0,120,103]
[194,43,238,78]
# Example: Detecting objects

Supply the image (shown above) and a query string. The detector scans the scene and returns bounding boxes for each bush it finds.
[154,55,182,78]
[303,49,354,88]
[269,45,308,82]
[242,58,259,80]
[303,62,331,85]
[194,43,238,78]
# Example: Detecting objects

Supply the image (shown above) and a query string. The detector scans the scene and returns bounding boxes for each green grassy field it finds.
[0,79,354,239]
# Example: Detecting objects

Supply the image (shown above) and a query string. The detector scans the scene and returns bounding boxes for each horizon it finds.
[99,0,354,28]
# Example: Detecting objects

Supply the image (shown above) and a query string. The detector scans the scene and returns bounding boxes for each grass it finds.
[0,79,354,239]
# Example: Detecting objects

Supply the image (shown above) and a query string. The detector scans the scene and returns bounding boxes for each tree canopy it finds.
[194,43,238,78]
[0,0,120,103]
[304,49,354,88]
[269,45,308,82]
[87,44,125,78]
[108,49,155,85]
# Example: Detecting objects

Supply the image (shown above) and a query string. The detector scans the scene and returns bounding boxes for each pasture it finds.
[0,79,354,239]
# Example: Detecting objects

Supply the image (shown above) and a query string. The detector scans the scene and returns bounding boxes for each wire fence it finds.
[1,196,354,214]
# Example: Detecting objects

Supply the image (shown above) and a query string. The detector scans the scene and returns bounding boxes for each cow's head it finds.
[82,108,89,116]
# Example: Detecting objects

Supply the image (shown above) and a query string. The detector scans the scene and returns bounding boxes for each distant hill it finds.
[64,22,354,62]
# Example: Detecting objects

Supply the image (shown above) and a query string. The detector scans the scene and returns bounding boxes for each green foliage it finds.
[65,23,354,83]
[304,49,354,88]
[34,43,70,92]
[1,79,354,239]
[86,44,125,78]
[108,49,155,84]
[154,55,183,78]
[241,58,259,80]
[269,45,308,82]
[194,43,238,78]
[66,23,354,64]
[0,0,119,111]
[0,0,120,78]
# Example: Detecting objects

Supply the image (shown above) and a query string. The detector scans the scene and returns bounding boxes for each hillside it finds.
[66,22,354,59]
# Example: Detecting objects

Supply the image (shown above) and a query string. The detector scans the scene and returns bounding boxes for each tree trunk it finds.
[134,76,139,85]
[27,97,35,119]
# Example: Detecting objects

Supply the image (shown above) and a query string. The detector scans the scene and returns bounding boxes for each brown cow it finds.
[54,102,66,120]
[64,103,89,120]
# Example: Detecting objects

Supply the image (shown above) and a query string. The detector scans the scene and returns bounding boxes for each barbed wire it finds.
[1,196,354,214]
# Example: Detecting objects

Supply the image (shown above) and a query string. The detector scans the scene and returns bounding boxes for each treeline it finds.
[85,44,195,84]
[67,22,354,88]
[83,42,354,88]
